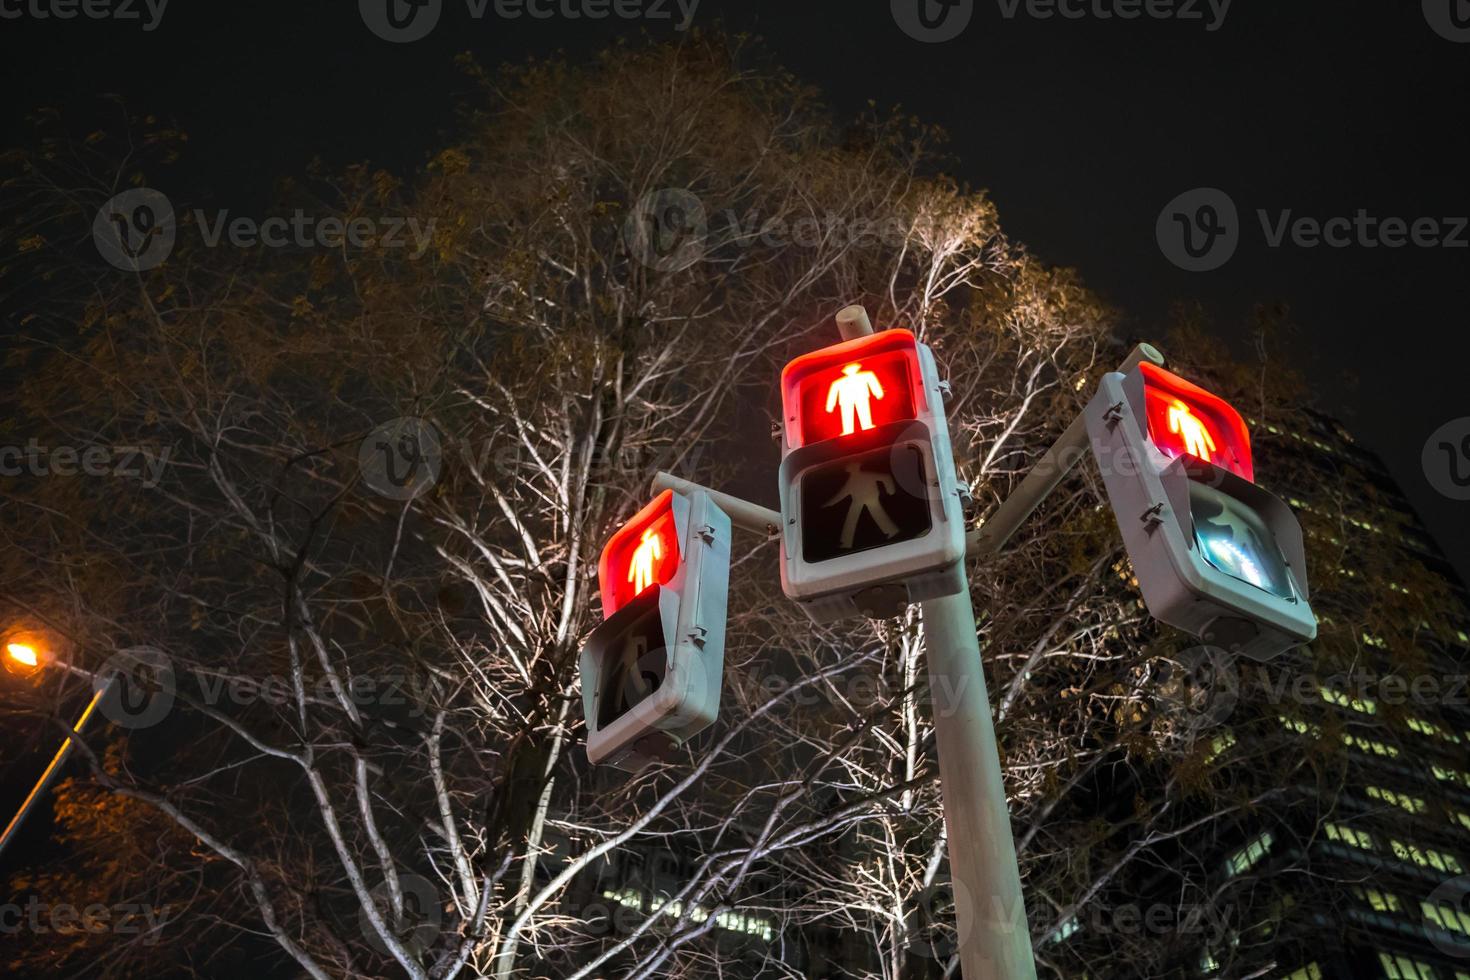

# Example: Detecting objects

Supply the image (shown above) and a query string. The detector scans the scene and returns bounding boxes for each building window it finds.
[1378,950,1439,979]
[1325,821,1375,851]
[1344,732,1401,758]
[1226,831,1274,876]
[1280,715,1322,738]
[1422,899,1470,937]
[1366,785,1428,815]
[1356,887,1403,914]
[1051,915,1080,944]
[1388,837,1464,874]
[1320,687,1377,715]
[1205,730,1237,764]
[1408,716,1462,745]
[1432,765,1470,788]
[1280,964,1322,980]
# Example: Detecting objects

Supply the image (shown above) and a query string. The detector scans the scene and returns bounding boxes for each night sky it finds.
[3,0,1467,583]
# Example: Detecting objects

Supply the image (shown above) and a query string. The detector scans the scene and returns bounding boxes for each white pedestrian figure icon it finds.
[1167,399,1217,462]
[824,462,900,549]
[825,362,885,435]
[628,528,663,595]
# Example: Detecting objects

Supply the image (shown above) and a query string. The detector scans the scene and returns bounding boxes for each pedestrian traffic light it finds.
[580,488,731,771]
[777,328,967,622]
[1083,362,1316,660]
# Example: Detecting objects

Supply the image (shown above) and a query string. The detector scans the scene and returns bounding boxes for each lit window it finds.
[1389,838,1464,874]
[1379,951,1439,980]
[1343,732,1400,758]
[1405,716,1463,744]
[1226,831,1274,876]
[1051,915,1080,944]
[1366,786,1428,815]
[1205,730,1237,764]
[1355,887,1402,914]
[1279,715,1322,738]
[1320,687,1377,715]
[1324,822,1375,851]
[1433,765,1470,788]
[1423,899,1470,936]
[1279,964,1322,980]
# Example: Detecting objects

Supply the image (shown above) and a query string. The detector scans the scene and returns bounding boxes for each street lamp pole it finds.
[0,659,114,863]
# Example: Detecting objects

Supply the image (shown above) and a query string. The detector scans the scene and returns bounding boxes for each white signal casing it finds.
[1083,367,1317,661]
[778,331,966,623]
[580,490,730,772]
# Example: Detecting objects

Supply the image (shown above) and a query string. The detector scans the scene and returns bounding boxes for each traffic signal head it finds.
[1135,362,1254,481]
[777,328,967,622]
[1084,363,1316,660]
[581,489,731,771]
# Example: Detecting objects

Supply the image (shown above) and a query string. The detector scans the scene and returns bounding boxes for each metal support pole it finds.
[968,343,1165,558]
[921,591,1035,979]
[835,304,874,341]
[0,677,111,863]
[651,471,781,538]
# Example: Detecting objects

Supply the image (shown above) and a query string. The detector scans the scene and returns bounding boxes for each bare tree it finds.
[2,36,1450,980]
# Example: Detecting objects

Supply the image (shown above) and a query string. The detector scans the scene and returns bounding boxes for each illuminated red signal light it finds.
[782,330,922,449]
[599,490,681,616]
[1137,362,1254,481]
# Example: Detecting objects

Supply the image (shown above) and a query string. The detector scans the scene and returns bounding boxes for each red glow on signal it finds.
[783,331,921,449]
[1138,362,1254,481]
[598,490,680,616]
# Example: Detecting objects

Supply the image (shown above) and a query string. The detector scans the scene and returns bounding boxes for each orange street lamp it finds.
[0,635,114,863]
[6,642,41,669]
